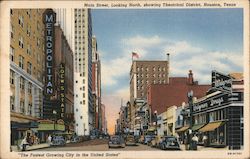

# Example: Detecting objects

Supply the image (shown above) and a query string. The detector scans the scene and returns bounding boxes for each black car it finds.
[108,135,125,148]
[51,136,66,146]
[159,136,180,150]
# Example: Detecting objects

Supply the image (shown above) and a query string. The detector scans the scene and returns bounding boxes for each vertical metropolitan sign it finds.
[60,63,65,118]
[43,9,56,97]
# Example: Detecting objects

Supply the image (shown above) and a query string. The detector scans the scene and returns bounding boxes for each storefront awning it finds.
[199,121,224,132]
[176,126,189,132]
[148,126,156,131]
[192,124,205,131]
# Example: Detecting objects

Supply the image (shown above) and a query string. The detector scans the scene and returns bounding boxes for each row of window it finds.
[136,79,166,85]
[136,73,166,78]
[10,70,33,94]
[136,66,166,72]
[10,96,32,115]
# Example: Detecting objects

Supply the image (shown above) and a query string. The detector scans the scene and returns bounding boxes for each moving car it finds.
[159,136,180,150]
[144,135,155,145]
[108,136,125,148]
[150,136,162,148]
[125,135,137,146]
[51,136,66,146]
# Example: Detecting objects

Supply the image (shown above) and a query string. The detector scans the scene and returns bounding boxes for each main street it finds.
[35,139,160,151]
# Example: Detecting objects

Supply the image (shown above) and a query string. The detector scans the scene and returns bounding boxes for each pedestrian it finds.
[202,135,208,147]
[48,135,52,145]
[192,134,198,150]
[20,136,29,151]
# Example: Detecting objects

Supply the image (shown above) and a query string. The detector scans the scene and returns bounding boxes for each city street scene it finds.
[9,8,244,152]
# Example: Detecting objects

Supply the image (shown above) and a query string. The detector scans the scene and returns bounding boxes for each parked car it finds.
[51,136,66,146]
[144,135,155,145]
[125,135,137,146]
[159,136,180,150]
[139,135,145,144]
[71,136,80,143]
[90,135,97,140]
[108,135,125,148]
[150,136,162,148]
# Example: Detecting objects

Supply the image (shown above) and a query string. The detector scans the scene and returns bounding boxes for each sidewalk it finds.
[11,143,50,152]
[180,144,228,151]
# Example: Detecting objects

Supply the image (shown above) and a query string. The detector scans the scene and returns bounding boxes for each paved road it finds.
[35,139,160,151]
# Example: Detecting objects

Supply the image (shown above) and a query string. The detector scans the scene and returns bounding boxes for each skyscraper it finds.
[92,36,102,131]
[73,9,93,136]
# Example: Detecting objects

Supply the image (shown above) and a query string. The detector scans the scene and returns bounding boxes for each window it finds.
[19,36,24,48]
[76,94,78,97]
[28,103,32,115]
[37,38,40,48]
[20,101,24,113]
[10,46,14,61]
[28,82,32,94]
[83,93,85,98]
[83,100,85,104]
[27,44,31,55]
[80,101,82,104]
[10,70,14,84]
[76,108,78,112]
[10,96,15,111]
[20,76,24,90]
[27,62,32,74]
[19,55,24,69]
[80,116,82,119]
[10,9,13,15]
[18,15,24,27]
[76,80,78,83]
[27,25,31,37]
[10,25,14,39]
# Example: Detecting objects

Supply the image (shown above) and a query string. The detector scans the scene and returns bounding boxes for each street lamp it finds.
[187,90,194,150]
[154,110,158,135]
[52,110,57,131]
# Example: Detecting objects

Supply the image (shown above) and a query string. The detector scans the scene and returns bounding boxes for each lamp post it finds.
[187,90,194,150]
[154,110,158,135]
[52,110,57,132]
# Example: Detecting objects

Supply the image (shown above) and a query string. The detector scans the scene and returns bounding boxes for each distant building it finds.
[147,70,210,122]
[129,59,170,130]
[92,36,102,131]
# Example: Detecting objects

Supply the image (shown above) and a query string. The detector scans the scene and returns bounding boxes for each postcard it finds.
[0,0,249,159]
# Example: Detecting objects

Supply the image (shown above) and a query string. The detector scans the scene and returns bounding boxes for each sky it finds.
[91,9,243,134]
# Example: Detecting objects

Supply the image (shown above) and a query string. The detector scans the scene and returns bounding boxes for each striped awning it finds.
[176,126,189,132]
[199,121,224,132]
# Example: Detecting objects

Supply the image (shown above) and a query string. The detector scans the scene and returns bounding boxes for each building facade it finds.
[129,60,169,130]
[92,36,102,132]
[176,71,244,150]
[10,9,45,145]
[147,70,210,122]
[73,9,93,136]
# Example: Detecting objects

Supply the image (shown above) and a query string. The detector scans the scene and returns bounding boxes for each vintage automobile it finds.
[144,135,155,145]
[150,136,163,148]
[159,136,181,150]
[51,136,66,146]
[125,135,137,146]
[108,135,125,148]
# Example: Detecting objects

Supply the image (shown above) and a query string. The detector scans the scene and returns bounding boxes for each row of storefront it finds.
[153,71,244,150]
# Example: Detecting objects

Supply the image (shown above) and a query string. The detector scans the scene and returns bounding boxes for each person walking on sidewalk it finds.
[20,136,29,151]
[47,135,52,145]
[192,133,199,150]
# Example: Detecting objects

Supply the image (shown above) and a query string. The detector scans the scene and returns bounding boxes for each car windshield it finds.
[111,136,120,140]
[165,137,177,142]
